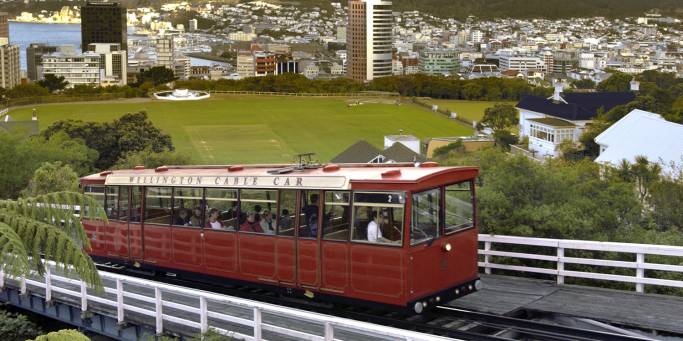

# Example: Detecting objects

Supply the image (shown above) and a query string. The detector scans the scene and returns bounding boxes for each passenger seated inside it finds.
[260,210,275,234]
[190,207,202,227]
[367,211,395,244]
[206,208,223,229]
[280,209,292,228]
[175,208,191,226]
[240,211,263,233]
[309,213,318,238]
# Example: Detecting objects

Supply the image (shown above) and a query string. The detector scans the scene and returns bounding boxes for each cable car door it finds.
[296,190,321,290]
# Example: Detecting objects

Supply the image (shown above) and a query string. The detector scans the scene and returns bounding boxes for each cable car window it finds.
[277,190,296,236]
[103,186,120,219]
[130,187,142,222]
[411,188,440,245]
[351,192,404,246]
[205,188,238,230]
[445,181,474,234]
[172,187,204,228]
[118,187,131,221]
[239,189,276,234]
[323,191,350,241]
[298,191,320,239]
[83,185,105,217]
[145,187,172,225]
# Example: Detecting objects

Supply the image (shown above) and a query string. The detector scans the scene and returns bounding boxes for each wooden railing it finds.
[479,234,683,293]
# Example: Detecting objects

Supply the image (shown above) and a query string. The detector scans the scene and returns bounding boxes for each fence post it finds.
[484,241,492,275]
[324,322,334,341]
[253,307,262,340]
[557,247,565,285]
[0,269,4,289]
[80,281,88,312]
[45,266,51,303]
[20,277,26,295]
[199,296,208,334]
[116,279,124,324]
[636,253,645,293]
[155,287,163,335]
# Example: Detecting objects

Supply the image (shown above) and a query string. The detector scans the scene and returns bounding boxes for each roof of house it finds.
[528,117,575,128]
[517,92,636,121]
[595,109,683,178]
[330,140,381,164]
[383,142,426,163]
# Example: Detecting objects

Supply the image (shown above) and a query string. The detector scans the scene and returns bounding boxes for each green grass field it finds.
[10,95,478,164]
[423,99,516,123]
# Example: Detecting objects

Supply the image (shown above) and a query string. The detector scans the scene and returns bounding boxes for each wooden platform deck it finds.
[447,274,683,335]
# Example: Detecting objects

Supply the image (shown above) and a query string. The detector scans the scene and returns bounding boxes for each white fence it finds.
[479,234,683,293]
[0,262,452,341]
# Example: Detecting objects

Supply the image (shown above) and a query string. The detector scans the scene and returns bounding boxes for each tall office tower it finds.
[0,12,8,42]
[346,0,393,82]
[0,43,21,89]
[81,1,127,51]
[27,44,59,81]
[87,43,127,86]
[155,36,174,70]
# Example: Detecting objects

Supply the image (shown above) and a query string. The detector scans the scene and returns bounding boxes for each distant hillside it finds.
[288,0,683,19]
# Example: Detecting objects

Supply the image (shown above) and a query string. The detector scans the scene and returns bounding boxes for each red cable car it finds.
[80,163,481,313]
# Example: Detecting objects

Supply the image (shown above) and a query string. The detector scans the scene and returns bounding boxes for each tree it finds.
[432,140,465,159]
[477,104,519,132]
[114,148,192,169]
[572,78,596,89]
[138,67,176,87]
[611,156,662,204]
[6,84,50,99]
[0,310,43,341]
[597,72,632,92]
[22,162,79,197]
[0,191,105,289]
[37,74,69,93]
[29,329,89,341]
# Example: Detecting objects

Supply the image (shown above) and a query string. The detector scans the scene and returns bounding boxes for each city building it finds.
[236,51,255,78]
[41,51,102,87]
[346,0,393,82]
[174,56,191,80]
[188,19,198,32]
[27,44,59,81]
[155,36,174,70]
[277,59,299,74]
[0,43,20,89]
[419,49,459,76]
[86,43,127,86]
[254,52,277,77]
[81,1,128,51]
[0,12,8,42]
[499,55,545,73]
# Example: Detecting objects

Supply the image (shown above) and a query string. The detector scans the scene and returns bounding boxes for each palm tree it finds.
[0,191,105,289]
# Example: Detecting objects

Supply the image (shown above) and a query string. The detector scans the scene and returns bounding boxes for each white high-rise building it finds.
[156,36,174,70]
[347,0,393,82]
[0,43,20,89]
[87,43,127,86]
[41,52,102,87]
[189,19,198,32]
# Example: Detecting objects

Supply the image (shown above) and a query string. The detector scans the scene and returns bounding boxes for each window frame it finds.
[410,187,442,246]
[443,180,476,236]
[322,190,351,242]
[204,187,239,232]
[143,186,173,226]
[238,188,278,235]
[171,187,205,229]
[350,190,406,248]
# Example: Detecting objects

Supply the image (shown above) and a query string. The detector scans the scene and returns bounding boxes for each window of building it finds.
[323,191,350,241]
[444,182,474,234]
[145,187,172,225]
[351,192,404,246]
[411,188,440,245]
[239,189,276,234]
[173,187,203,228]
[205,188,238,230]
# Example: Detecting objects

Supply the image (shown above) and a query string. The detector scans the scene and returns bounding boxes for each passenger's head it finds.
[310,193,319,204]
[262,210,272,221]
[208,208,219,220]
[254,204,262,213]
[370,210,379,221]
[282,209,289,216]
[193,207,202,217]
[246,211,257,222]
[178,208,189,218]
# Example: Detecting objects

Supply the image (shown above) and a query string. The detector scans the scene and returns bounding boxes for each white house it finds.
[516,85,636,158]
[595,109,683,178]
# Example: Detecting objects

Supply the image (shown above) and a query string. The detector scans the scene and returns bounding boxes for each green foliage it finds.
[138,67,177,87]
[22,162,79,197]
[610,156,662,204]
[571,79,596,90]
[37,75,69,93]
[114,148,192,169]
[0,132,98,199]
[0,191,106,289]
[477,104,519,132]
[432,140,465,158]
[29,329,89,341]
[6,84,50,99]
[597,72,632,92]
[42,111,174,170]
[0,309,43,341]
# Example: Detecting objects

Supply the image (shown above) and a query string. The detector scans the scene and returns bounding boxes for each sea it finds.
[8,21,224,70]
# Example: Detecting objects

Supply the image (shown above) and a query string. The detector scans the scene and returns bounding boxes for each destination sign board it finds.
[105,174,349,190]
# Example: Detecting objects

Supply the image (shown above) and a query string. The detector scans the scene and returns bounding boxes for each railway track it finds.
[98,263,652,341]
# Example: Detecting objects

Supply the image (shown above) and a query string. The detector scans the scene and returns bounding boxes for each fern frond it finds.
[0,222,32,279]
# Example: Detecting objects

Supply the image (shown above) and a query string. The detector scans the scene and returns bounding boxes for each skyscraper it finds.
[0,12,8,42]
[0,44,20,89]
[27,44,59,81]
[81,1,127,51]
[346,0,393,82]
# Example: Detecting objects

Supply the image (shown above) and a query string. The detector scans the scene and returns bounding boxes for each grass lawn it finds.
[423,99,517,123]
[10,95,476,164]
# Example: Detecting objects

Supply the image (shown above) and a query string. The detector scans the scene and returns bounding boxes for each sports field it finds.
[423,99,516,123]
[10,95,476,163]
